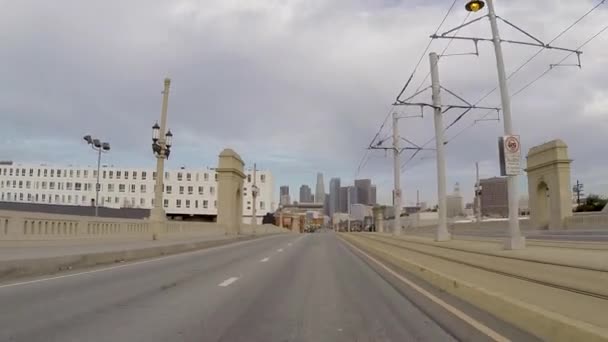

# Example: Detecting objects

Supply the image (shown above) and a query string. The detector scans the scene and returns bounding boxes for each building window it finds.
[163,199,168,208]
[75,183,82,191]
[103,170,107,179]
[166,185,172,194]
[43,169,47,177]
[37,169,41,177]
[27,193,32,201]
[115,197,119,203]
[67,195,72,203]
[82,195,86,203]
[186,200,190,208]
[195,200,199,208]
[26,181,31,189]
[124,171,128,180]
[179,186,184,195]
[140,198,145,206]
[84,170,88,178]
[119,184,125,192]
[50,169,54,177]
[165,172,169,180]
[108,184,114,192]
[22,169,26,176]
[186,173,191,181]
[29,168,33,176]
[247,175,251,183]
[142,172,147,180]
[18,181,22,189]
[19,193,24,201]
[54,194,59,203]
[188,186,193,195]
[198,186,204,195]
[9,168,13,176]
[130,184,136,193]
[176,199,182,208]
[215,173,218,181]
[260,201,265,210]
[204,173,209,181]
[133,171,137,180]
[177,173,183,181]
[140,184,146,193]
[116,171,121,179]
[210,186,215,195]
[76,170,80,178]
[203,200,208,209]
[66,182,72,190]
[214,200,217,208]
[261,174,266,183]
[49,182,55,190]
[42,182,47,190]
[41,194,46,201]
[109,171,113,179]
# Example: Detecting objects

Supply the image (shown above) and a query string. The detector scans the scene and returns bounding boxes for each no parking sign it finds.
[498,135,521,176]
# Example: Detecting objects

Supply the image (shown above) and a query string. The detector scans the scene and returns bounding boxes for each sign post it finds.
[499,135,521,176]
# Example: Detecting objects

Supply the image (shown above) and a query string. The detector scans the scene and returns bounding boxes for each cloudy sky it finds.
[1,0,607,207]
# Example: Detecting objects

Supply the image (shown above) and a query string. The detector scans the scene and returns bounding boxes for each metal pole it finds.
[475,162,482,222]
[487,0,525,249]
[392,112,402,235]
[95,147,101,217]
[152,78,170,222]
[252,163,257,232]
[347,187,351,232]
[429,52,451,241]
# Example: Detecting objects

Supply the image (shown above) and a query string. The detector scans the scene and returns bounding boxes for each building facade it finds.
[315,173,325,205]
[0,162,275,220]
[299,184,312,203]
[480,177,508,217]
[280,185,291,206]
[354,179,372,205]
[339,186,348,213]
[329,177,340,218]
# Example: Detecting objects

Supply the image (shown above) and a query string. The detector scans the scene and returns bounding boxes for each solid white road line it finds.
[218,277,239,287]
[0,234,289,290]
[341,238,510,342]
[277,248,283,252]
[260,257,270,262]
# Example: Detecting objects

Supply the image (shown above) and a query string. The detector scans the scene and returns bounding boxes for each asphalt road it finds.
[0,232,521,342]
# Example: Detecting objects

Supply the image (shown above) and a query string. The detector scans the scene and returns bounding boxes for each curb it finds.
[0,234,266,281]
[342,234,608,342]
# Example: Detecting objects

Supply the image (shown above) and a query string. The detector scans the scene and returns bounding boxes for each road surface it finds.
[0,232,529,341]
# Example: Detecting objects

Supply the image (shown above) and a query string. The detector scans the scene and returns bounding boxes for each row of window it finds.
[0,192,265,210]
[0,167,267,183]
[0,181,219,196]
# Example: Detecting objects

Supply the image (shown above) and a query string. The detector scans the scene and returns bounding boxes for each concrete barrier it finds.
[341,234,608,342]
[0,235,262,280]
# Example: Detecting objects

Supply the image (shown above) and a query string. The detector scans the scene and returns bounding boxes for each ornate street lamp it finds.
[83,134,110,217]
[465,0,485,12]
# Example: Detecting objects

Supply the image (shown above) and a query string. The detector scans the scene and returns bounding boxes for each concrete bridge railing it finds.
[0,210,286,241]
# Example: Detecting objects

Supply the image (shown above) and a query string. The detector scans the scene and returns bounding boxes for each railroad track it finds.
[350,234,608,301]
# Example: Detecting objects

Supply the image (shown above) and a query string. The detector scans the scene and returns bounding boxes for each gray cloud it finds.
[0,0,607,206]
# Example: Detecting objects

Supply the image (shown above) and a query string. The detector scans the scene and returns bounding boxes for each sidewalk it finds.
[342,233,608,342]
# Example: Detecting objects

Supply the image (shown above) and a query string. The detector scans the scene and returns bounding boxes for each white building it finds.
[0,162,274,222]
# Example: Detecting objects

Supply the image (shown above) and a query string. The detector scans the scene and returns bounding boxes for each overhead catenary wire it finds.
[403,1,608,169]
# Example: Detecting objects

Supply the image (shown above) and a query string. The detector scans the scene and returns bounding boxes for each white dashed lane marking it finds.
[277,248,283,252]
[218,277,239,287]
[260,257,269,262]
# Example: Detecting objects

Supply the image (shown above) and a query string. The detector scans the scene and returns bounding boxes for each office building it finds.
[279,185,291,206]
[354,179,372,205]
[299,184,313,203]
[315,173,325,204]
[370,185,377,205]
[339,187,348,213]
[329,178,341,218]
[480,177,509,217]
[0,162,275,221]
[446,182,464,218]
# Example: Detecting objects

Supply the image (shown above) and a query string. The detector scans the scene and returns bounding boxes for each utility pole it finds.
[392,112,402,235]
[475,162,482,222]
[486,0,525,250]
[347,186,351,232]
[573,180,584,206]
[430,52,451,241]
[251,163,258,234]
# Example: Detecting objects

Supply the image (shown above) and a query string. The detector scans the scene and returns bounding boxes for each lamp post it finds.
[150,78,174,239]
[251,163,259,234]
[465,0,525,249]
[83,135,110,217]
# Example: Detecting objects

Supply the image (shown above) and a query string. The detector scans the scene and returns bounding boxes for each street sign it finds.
[498,135,521,176]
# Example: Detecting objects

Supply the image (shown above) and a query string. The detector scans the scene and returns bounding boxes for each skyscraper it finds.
[299,184,313,203]
[339,187,348,213]
[279,186,290,206]
[354,179,372,205]
[370,185,377,205]
[329,178,341,217]
[315,173,325,204]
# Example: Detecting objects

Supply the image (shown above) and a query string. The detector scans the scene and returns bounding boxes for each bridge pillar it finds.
[525,140,572,230]
[217,149,245,235]
[373,206,384,233]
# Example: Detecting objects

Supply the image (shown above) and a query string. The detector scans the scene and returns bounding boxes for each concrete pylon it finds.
[372,206,384,233]
[217,149,245,235]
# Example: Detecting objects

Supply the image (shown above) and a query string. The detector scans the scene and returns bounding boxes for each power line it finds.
[395,0,459,101]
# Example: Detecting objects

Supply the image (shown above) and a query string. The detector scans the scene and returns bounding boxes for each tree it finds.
[575,194,608,212]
